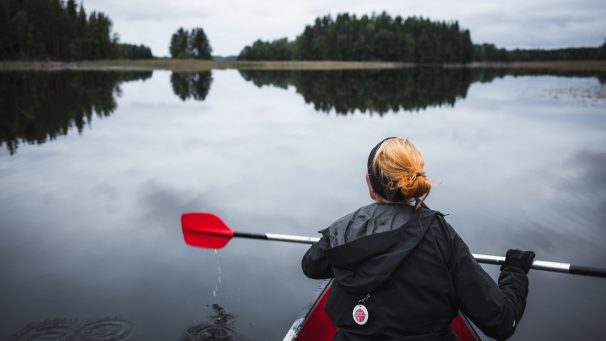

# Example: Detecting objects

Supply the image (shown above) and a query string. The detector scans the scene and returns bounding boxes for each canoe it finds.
[284,280,480,341]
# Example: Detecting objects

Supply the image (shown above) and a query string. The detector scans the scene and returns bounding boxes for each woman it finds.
[302,137,534,341]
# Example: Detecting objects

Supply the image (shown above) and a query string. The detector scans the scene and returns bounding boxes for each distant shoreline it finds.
[1,59,606,72]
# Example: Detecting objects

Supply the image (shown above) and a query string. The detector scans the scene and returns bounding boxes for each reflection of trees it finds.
[239,68,473,115]
[0,71,152,155]
[469,68,606,85]
[171,72,213,101]
[239,68,606,115]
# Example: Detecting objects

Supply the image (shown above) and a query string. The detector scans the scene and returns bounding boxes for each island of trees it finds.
[240,14,473,63]
[169,27,212,59]
[0,0,152,60]
[238,12,606,63]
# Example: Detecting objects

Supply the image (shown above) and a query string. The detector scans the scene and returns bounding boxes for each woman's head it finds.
[366,137,431,207]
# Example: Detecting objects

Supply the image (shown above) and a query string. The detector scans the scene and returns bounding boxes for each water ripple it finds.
[11,318,135,341]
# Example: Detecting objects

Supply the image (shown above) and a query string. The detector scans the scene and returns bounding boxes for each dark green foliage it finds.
[66,0,77,19]
[0,0,153,60]
[118,43,153,59]
[474,43,606,62]
[0,71,152,154]
[238,12,605,63]
[238,13,474,63]
[189,28,212,59]
[170,28,189,58]
[508,46,606,61]
[238,38,292,61]
[169,27,212,59]
[170,72,213,101]
[598,40,606,60]
[473,43,510,61]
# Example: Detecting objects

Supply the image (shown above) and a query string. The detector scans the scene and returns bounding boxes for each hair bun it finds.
[371,138,431,206]
[396,168,431,201]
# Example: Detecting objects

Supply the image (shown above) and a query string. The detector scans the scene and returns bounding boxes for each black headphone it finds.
[367,137,406,202]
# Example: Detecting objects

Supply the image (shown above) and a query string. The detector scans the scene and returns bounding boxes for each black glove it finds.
[501,249,536,274]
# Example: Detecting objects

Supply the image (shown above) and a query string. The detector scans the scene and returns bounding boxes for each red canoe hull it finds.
[289,281,480,341]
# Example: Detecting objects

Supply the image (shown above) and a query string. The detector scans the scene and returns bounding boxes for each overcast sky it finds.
[84,0,606,57]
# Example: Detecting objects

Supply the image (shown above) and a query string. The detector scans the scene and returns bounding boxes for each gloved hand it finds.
[501,249,536,274]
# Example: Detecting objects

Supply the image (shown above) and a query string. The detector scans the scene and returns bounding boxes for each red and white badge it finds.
[352,304,369,325]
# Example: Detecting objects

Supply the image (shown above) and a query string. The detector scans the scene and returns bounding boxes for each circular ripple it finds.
[183,324,234,341]
[12,319,77,341]
[75,319,135,341]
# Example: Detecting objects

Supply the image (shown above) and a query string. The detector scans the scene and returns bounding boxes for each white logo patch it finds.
[352,304,369,325]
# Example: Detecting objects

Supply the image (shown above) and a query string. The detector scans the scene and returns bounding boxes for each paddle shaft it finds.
[233,231,606,278]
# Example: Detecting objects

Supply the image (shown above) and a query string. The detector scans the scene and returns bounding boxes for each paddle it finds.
[181,212,606,278]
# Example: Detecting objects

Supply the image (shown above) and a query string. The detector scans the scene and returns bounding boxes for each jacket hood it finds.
[324,203,438,293]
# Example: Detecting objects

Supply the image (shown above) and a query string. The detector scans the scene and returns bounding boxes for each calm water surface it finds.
[1,68,605,340]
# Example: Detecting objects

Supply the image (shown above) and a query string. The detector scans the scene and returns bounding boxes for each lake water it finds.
[1,68,605,340]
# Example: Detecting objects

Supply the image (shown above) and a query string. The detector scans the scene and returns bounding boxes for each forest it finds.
[1,1,604,63]
[473,43,606,62]
[239,13,473,63]
[0,0,152,60]
[238,12,606,63]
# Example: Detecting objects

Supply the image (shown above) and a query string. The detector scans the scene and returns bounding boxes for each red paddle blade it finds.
[181,213,234,249]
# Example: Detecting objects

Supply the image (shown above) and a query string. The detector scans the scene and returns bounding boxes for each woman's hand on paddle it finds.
[501,249,536,274]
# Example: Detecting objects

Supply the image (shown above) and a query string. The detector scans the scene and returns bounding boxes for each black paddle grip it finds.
[569,265,606,278]
[233,231,268,240]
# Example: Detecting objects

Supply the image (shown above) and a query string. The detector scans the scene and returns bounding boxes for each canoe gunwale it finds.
[283,280,332,341]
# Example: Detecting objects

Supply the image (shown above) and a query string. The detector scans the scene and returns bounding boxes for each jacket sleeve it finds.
[439,219,529,341]
[301,230,334,279]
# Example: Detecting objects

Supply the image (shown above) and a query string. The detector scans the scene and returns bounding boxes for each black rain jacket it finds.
[302,203,529,341]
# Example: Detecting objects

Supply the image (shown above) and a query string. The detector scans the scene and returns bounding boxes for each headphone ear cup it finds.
[367,137,407,202]
[367,137,394,193]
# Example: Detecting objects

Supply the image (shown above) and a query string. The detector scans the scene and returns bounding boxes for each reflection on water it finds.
[1,68,603,155]
[239,68,606,115]
[171,72,214,101]
[469,67,606,85]
[239,68,473,114]
[182,304,242,341]
[1,68,605,340]
[0,71,151,155]
[10,317,135,341]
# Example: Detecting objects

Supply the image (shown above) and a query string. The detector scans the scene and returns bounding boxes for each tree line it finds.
[473,43,606,62]
[239,13,473,63]
[238,12,606,63]
[0,0,152,60]
[2,2,604,63]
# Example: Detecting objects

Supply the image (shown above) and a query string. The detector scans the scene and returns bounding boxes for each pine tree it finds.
[0,0,152,60]
[189,28,212,59]
[170,28,189,58]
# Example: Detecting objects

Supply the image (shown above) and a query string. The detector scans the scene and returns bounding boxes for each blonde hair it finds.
[371,137,431,207]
